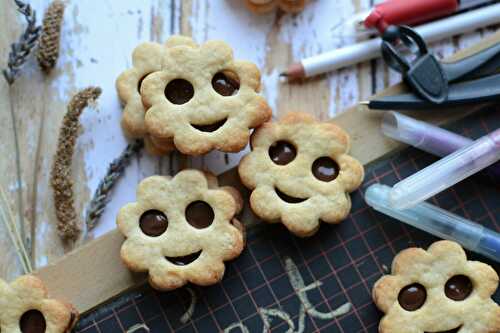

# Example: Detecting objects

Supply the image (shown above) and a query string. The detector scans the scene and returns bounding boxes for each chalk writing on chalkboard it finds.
[218,257,352,333]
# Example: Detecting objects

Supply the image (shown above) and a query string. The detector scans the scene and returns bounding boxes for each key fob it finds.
[406,53,448,104]
[381,25,449,104]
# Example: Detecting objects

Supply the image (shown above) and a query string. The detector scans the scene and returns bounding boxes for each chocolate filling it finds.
[275,187,307,204]
[165,250,202,266]
[139,210,168,237]
[426,326,462,333]
[269,141,296,165]
[445,275,472,301]
[20,310,46,333]
[212,71,240,96]
[312,157,340,182]
[137,72,152,93]
[398,283,426,311]
[185,201,214,229]
[165,79,194,104]
[64,312,78,332]
[191,118,227,133]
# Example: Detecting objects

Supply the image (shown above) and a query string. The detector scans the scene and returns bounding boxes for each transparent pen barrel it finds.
[390,129,500,209]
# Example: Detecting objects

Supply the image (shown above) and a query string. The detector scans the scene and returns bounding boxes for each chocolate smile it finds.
[165,250,202,266]
[191,118,227,132]
[426,326,462,333]
[275,187,308,204]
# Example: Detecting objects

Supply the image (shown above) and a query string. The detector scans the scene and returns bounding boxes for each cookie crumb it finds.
[51,87,101,241]
[37,0,65,73]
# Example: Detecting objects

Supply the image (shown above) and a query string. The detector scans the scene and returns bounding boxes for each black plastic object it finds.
[374,26,500,110]
[381,25,448,104]
[442,42,500,82]
[367,73,500,110]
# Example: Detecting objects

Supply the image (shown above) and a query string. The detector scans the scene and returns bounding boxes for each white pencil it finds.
[281,3,500,80]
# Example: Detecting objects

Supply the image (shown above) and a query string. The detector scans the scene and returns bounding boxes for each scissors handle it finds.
[381,25,448,104]
[381,25,428,73]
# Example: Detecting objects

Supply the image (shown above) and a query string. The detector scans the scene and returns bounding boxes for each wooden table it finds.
[0,0,494,281]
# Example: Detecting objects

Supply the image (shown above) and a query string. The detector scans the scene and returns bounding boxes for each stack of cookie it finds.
[116,35,272,156]
[0,275,78,333]
[115,35,365,291]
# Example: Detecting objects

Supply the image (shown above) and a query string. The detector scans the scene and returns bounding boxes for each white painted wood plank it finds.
[1,0,493,273]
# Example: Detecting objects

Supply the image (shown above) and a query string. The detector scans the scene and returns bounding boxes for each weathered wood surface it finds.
[0,0,496,282]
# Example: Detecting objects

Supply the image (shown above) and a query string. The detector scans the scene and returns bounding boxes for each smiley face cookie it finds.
[238,112,364,237]
[117,169,245,290]
[244,0,308,13]
[373,240,500,333]
[141,36,271,155]
[116,36,197,155]
[0,275,78,333]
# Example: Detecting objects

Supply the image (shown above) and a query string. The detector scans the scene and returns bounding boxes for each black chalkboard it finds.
[75,107,500,333]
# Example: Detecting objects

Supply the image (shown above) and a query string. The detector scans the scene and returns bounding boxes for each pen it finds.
[280,3,500,80]
[365,184,500,263]
[381,112,500,182]
[389,128,500,209]
[362,0,492,33]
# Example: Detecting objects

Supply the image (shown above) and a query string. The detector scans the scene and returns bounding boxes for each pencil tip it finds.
[359,100,370,105]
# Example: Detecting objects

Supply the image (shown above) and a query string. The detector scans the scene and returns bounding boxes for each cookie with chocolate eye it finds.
[117,169,245,290]
[373,240,500,333]
[238,112,364,237]
[244,0,308,14]
[0,275,78,333]
[141,36,271,155]
[116,36,197,155]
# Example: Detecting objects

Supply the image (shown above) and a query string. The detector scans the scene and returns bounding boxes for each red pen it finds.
[363,0,492,33]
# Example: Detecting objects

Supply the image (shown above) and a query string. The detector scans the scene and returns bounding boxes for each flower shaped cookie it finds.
[0,275,78,333]
[373,240,500,333]
[141,37,271,155]
[244,0,308,13]
[238,112,364,237]
[116,36,196,155]
[117,169,245,290]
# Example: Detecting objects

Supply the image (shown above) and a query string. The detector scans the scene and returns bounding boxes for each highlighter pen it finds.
[381,112,500,182]
[389,128,500,209]
[365,184,500,263]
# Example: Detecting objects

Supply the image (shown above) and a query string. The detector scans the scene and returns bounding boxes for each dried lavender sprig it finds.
[3,0,41,84]
[85,139,144,232]
[3,0,41,268]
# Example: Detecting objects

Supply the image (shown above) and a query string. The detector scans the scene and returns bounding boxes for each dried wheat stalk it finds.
[37,0,65,73]
[51,87,102,241]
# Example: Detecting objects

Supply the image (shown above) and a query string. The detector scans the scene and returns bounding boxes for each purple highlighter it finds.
[382,112,500,182]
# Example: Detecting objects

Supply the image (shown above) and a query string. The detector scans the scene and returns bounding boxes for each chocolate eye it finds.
[185,201,215,229]
[269,141,297,165]
[398,283,426,311]
[312,157,340,182]
[212,71,240,96]
[137,72,152,93]
[445,275,473,301]
[165,79,194,104]
[20,310,46,333]
[139,210,168,237]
